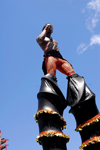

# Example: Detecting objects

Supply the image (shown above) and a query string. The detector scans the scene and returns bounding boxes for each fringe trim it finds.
[79,136,100,149]
[75,113,100,132]
[34,109,67,130]
[36,131,70,144]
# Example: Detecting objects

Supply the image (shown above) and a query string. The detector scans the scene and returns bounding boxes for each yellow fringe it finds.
[34,109,67,130]
[36,132,70,144]
[79,136,100,149]
[76,116,100,132]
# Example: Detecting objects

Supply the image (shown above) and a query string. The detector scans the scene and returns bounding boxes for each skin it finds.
[36,24,75,76]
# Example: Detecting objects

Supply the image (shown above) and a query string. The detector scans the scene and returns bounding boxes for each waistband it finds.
[44,50,64,59]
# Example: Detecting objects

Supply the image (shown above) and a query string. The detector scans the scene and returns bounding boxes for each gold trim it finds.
[34,109,67,130]
[76,113,100,132]
[36,131,70,144]
[79,136,100,149]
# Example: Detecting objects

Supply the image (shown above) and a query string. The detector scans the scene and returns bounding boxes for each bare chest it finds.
[45,38,59,52]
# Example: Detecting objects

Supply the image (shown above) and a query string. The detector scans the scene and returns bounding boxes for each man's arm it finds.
[36,29,47,45]
[36,24,53,45]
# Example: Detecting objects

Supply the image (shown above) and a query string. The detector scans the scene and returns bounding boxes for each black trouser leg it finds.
[66,74,95,107]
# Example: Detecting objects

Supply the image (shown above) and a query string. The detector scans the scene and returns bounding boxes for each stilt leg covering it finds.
[35,74,70,150]
[69,95,100,149]
[66,74,95,107]
[38,74,67,115]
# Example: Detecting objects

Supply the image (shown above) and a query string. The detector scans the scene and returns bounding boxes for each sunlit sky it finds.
[0,0,100,150]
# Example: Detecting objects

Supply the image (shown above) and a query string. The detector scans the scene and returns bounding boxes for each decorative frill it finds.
[36,131,70,144]
[79,136,100,149]
[34,109,67,130]
[75,113,100,132]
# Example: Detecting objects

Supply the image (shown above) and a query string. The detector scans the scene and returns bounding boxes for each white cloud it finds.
[86,0,100,32]
[87,0,100,12]
[77,43,89,54]
[91,13,98,28]
[77,1,100,54]
[77,34,100,54]
[90,34,100,45]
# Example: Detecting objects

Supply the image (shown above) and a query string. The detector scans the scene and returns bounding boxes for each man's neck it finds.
[46,32,52,38]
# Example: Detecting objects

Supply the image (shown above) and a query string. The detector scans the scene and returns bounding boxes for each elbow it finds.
[36,37,43,44]
[36,37,39,42]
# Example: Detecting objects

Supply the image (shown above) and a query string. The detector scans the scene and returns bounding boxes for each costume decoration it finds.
[36,131,70,144]
[79,136,100,149]
[34,109,67,130]
[76,113,100,132]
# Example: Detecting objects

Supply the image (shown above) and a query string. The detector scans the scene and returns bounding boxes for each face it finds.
[42,23,53,33]
[50,26,53,33]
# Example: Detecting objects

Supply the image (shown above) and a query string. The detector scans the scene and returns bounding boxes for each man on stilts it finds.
[36,23,95,107]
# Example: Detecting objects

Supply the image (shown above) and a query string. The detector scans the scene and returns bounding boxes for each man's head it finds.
[42,23,53,33]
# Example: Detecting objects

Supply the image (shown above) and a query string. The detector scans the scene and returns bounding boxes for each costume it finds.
[66,74,95,107]
[42,50,95,107]
[42,37,73,75]
[42,50,73,75]
[37,32,94,107]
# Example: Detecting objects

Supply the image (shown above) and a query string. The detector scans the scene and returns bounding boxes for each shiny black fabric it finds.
[66,74,95,107]
[37,74,67,115]
[44,51,64,59]
[36,74,68,150]
[69,97,100,150]
[69,97,99,126]
[41,137,67,150]
[42,60,47,75]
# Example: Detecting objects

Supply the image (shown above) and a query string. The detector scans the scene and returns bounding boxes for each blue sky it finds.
[0,0,100,150]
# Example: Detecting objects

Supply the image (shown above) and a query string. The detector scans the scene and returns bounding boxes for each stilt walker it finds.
[35,23,100,150]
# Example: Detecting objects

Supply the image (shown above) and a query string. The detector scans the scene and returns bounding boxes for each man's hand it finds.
[44,24,53,33]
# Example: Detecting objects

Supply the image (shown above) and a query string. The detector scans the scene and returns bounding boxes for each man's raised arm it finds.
[36,24,53,45]
[36,29,47,45]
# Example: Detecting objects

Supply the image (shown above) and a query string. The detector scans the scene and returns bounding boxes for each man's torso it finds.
[39,37,60,54]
